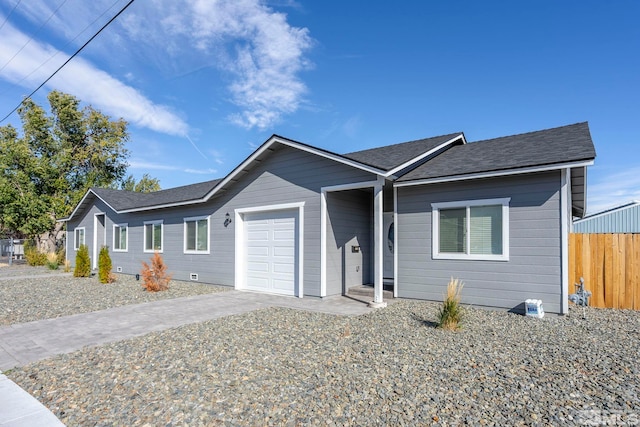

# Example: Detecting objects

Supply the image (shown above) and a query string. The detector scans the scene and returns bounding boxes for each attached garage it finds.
[235,203,304,297]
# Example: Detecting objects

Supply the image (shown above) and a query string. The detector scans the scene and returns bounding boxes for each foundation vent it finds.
[190,273,199,281]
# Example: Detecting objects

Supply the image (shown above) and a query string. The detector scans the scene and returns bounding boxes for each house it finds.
[573,200,640,233]
[62,122,596,314]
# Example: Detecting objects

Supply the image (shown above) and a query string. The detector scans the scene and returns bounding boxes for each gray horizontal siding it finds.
[396,171,564,313]
[67,145,377,297]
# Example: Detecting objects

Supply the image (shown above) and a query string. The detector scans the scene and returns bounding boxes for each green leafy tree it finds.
[0,91,132,248]
[74,244,91,277]
[119,173,161,193]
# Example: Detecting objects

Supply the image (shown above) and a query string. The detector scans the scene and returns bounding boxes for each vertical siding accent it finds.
[573,202,640,233]
[397,171,563,313]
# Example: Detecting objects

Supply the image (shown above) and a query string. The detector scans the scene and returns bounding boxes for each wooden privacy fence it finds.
[568,233,640,310]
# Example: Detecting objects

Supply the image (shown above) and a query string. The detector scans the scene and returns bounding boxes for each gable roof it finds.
[63,179,222,221]
[396,122,596,183]
[61,123,596,221]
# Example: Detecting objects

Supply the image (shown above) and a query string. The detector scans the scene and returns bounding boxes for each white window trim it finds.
[431,197,510,261]
[112,223,128,252]
[183,215,210,254]
[74,227,85,250]
[143,220,164,253]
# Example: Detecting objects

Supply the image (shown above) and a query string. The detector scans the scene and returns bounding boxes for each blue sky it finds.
[0,0,638,214]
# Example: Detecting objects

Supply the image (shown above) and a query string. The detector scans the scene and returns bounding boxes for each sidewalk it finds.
[0,290,374,426]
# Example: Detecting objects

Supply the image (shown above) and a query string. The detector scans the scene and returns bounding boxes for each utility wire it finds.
[0,0,136,124]
[0,0,22,31]
[0,0,124,96]
[0,0,70,74]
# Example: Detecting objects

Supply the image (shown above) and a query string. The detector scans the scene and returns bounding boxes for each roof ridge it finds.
[344,131,463,155]
[469,122,588,144]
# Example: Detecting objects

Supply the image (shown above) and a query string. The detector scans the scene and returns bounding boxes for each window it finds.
[432,198,510,261]
[74,227,85,250]
[144,221,163,252]
[184,216,209,253]
[113,224,128,251]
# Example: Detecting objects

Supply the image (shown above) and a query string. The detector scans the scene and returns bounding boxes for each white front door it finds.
[244,210,297,296]
[383,212,394,279]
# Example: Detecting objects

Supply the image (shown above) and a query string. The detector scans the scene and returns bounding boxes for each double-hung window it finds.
[432,198,510,261]
[184,216,209,254]
[113,224,128,252]
[74,227,85,250]
[144,221,163,252]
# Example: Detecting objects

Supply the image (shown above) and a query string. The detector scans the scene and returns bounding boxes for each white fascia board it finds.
[200,136,386,203]
[383,134,466,178]
[394,160,594,188]
[61,189,119,222]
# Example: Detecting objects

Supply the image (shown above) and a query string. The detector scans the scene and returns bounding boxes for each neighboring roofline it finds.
[573,200,640,223]
[58,189,119,222]
[384,134,466,178]
[394,159,595,187]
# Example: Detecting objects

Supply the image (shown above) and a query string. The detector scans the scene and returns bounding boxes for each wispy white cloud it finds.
[0,21,189,136]
[2,0,313,132]
[587,166,640,213]
[129,160,217,176]
[122,0,314,129]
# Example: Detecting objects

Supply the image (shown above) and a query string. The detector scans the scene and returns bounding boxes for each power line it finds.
[0,0,70,74]
[0,0,124,96]
[0,0,136,124]
[0,0,22,31]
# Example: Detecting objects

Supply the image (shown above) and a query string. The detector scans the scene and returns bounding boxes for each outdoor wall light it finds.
[224,213,232,228]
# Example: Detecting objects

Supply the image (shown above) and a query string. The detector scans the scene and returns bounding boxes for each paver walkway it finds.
[0,289,374,426]
[0,290,372,371]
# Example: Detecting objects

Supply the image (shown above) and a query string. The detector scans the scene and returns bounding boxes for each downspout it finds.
[560,168,571,314]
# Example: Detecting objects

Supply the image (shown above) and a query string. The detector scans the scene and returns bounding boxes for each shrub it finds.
[98,246,114,284]
[24,241,47,266]
[141,252,172,292]
[56,247,66,265]
[45,252,59,270]
[63,259,72,273]
[74,244,91,277]
[437,278,464,330]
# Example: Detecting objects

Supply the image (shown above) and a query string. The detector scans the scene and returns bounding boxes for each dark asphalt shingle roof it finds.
[397,122,596,182]
[342,132,463,170]
[91,179,222,211]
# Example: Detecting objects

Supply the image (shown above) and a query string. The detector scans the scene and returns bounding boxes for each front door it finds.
[383,212,394,279]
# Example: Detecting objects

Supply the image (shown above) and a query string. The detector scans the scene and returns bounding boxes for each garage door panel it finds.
[243,210,298,296]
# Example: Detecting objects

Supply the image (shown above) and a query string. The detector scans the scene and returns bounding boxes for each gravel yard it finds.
[5,294,640,426]
[0,265,229,325]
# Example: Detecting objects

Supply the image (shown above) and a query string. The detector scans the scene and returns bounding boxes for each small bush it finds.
[56,247,66,265]
[98,246,113,284]
[437,278,464,330]
[63,259,72,273]
[74,244,91,277]
[45,252,59,270]
[141,252,172,292]
[24,241,47,266]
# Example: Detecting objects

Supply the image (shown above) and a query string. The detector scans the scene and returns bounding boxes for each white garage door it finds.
[244,210,297,296]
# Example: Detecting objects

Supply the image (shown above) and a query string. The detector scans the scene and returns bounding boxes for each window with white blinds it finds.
[432,198,510,261]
